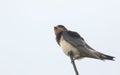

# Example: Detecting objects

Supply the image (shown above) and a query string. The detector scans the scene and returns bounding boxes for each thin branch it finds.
[69,51,79,75]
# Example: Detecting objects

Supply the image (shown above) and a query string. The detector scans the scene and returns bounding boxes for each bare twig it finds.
[68,51,79,75]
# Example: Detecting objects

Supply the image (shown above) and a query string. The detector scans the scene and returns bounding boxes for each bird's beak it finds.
[54,26,57,29]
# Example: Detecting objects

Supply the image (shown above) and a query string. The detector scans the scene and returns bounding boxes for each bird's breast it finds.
[59,36,80,58]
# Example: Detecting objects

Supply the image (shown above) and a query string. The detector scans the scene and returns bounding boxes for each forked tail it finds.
[98,52,115,61]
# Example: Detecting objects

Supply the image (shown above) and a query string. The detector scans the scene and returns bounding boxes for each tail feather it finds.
[98,52,115,61]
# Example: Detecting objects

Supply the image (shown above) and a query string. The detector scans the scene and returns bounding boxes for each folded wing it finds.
[62,31,100,59]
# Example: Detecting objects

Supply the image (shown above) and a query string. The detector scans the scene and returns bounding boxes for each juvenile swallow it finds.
[54,25,115,61]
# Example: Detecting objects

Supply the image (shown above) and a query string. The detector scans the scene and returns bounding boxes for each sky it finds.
[0,0,120,75]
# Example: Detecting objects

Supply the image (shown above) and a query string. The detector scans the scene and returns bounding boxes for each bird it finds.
[54,25,115,61]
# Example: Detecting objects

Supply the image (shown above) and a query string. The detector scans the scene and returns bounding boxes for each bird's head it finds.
[54,25,67,35]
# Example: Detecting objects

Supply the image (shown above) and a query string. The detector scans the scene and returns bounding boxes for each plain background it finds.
[0,0,120,75]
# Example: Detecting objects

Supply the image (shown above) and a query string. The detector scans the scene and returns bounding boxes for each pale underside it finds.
[59,36,81,59]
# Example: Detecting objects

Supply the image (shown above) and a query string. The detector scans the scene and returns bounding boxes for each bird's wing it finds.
[62,31,100,59]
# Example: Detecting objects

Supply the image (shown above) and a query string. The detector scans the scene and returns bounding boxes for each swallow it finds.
[54,25,115,61]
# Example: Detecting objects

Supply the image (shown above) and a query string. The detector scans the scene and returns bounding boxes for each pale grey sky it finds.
[0,0,120,75]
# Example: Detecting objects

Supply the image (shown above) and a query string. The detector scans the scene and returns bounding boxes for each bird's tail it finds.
[95,52,115,61]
